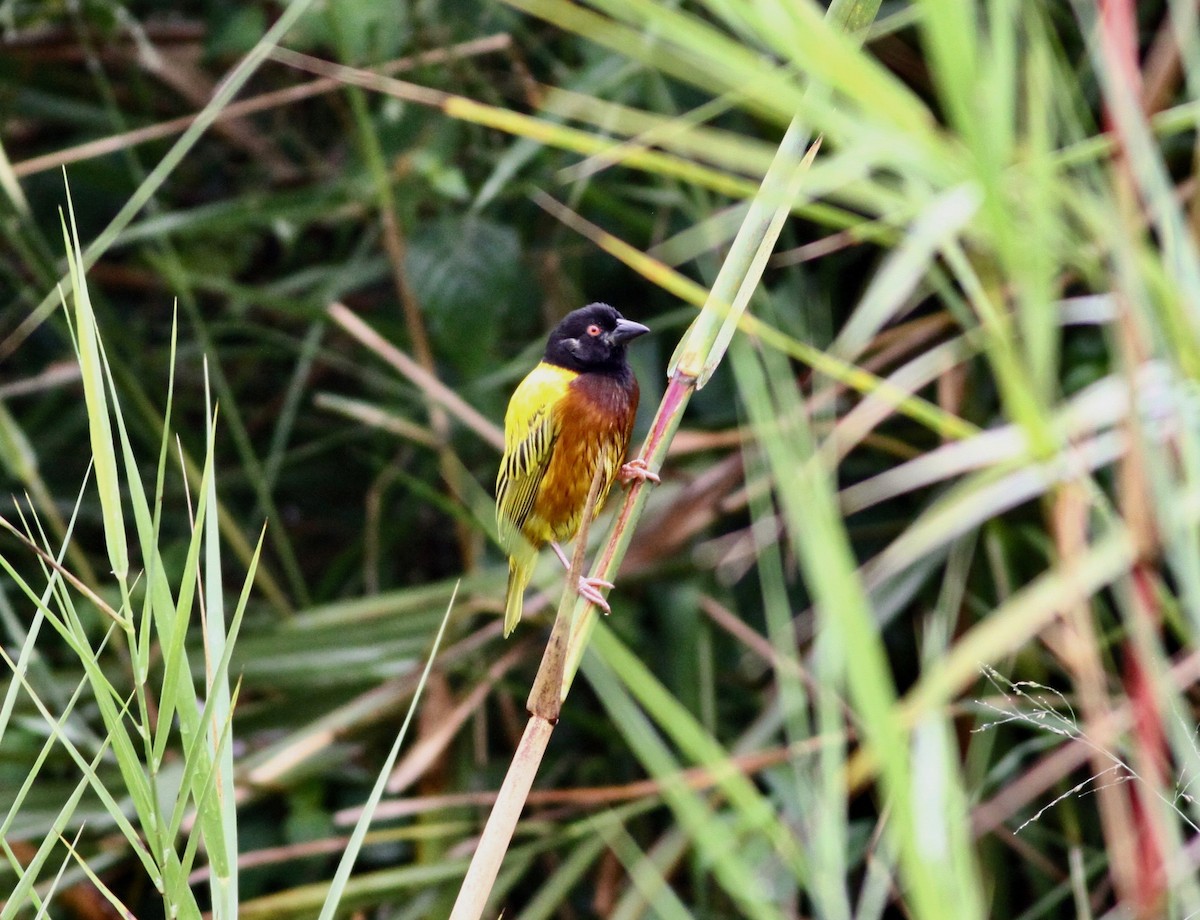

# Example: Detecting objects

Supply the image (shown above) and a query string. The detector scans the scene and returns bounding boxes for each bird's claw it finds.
[577,575,614,613]
[620,457,660,485]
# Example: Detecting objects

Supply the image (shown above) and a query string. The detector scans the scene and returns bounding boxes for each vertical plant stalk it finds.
[1093,0,1169,912]
[560,374,694,688]
[448,378,696,920]
[447,717,555,919]
[448,108,815,918]
[448,470,604,920]
[1048,481,1139,897]
[527,467,606,721]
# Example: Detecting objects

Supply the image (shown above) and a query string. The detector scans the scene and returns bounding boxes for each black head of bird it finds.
[543,303,650,377]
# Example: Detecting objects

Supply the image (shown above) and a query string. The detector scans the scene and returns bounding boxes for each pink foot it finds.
[577,575,614,613]
[552,542,615,611]
[619,457,660,485]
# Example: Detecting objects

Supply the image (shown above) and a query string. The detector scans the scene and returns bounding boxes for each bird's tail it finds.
[504,553,534,637]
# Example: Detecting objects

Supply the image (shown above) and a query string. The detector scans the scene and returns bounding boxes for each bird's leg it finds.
[549,541,573,570]
[550,541,614,613]
[619,457,660,485]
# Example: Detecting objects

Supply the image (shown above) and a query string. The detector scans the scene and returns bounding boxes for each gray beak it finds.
[610,317,651,345]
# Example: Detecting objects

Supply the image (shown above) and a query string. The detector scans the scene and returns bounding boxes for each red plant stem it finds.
[1099,0,1141,124]
[592,372,696,582]
[553,371,697,695]
[1124,565,1168,918]
[1096,2,1166,916]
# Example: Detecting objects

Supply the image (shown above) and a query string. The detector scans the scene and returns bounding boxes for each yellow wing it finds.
[495,363,576,550]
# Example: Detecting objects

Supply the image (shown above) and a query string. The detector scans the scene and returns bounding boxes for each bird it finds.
[496,302,656,637]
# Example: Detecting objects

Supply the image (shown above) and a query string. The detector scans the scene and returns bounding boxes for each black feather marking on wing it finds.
[497,405,558,542]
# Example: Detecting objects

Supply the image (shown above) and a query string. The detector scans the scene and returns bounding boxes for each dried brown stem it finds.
[327,302,503,450]
[11,36,511,179]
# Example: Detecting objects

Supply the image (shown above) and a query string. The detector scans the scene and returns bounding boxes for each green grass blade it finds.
[59,189,128,585]
[317,583,459,920]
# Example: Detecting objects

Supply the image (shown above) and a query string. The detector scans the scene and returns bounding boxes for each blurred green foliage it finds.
[4,0,1200,918]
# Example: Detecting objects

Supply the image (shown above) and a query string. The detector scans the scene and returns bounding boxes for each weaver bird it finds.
[496,303,656,636]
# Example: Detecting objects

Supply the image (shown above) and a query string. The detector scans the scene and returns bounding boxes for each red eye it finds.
[586,324,602,337]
